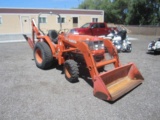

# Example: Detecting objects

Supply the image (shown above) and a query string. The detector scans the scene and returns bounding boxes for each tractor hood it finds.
[65,34,105,55]
[70,28,90,35]
[67,34,102,42]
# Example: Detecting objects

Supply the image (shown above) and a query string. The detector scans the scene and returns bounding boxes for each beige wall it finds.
[0,15,21,34]
[0,14,103,34]
[124,26,160,36]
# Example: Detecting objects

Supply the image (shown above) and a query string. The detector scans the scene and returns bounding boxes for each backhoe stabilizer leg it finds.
[23,34,35,50]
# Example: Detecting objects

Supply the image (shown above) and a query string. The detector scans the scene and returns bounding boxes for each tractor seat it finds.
[48,30,58,43]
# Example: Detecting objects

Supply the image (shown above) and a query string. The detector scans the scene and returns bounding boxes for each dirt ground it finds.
[0,35,160,120]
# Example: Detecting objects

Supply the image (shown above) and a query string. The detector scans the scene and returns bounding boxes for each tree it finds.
[125,0,160,25]
[78,0,160,25]
[78,0,128,24]
[103,0,128,24]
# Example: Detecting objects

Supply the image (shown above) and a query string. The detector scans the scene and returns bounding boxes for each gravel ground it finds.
[0,35,160,120]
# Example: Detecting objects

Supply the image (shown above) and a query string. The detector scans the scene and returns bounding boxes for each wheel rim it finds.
[65,66,71,78]
[35,49,43,64]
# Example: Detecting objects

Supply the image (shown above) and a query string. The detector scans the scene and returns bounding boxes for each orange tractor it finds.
[24,12,144,101]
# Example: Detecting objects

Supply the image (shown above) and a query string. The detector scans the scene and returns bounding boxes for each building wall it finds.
[0,13,103,34]
[0,15,22,34]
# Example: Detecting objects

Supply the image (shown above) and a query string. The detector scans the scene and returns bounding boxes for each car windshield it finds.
[81,23,90,28]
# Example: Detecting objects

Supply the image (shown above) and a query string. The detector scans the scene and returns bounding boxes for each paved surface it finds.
[0,35,160,120]
[0,34,31,43]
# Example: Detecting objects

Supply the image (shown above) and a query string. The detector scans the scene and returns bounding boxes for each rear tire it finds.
[34,42,53,69]
[64,60,79,83]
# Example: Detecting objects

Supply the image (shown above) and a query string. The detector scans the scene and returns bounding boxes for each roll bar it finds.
[38,12,62,35]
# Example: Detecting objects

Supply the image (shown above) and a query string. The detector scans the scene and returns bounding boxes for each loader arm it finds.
[58,34,99,77]
[103,39,120,67]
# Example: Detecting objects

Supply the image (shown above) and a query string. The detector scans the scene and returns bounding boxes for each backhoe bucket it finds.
[93,63,144,101]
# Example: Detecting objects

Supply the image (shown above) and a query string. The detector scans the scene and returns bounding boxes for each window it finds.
[0,17,2,24]
[81,23,90,28]
[91,23,98,28]
[99,23,105,28]
[39,17,46,23]
[92,18,98,22]
[58,17,65,23]
[73,17,78,24]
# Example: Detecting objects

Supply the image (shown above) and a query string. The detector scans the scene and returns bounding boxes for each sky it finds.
[0,0,84,9]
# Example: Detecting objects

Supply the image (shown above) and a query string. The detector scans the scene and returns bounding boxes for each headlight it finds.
[70,29,79,35]
[85,41,104,50]
[99,41,104,49]
[94,41,99,50]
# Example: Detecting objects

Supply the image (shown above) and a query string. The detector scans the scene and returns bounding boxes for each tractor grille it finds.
[94,55,104,62]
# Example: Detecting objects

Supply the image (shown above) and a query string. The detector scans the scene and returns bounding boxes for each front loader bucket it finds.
[93,63,144,101]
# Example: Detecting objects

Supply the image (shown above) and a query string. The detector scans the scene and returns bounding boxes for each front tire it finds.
[154,51,159,54]
[127,44,132,52]
[34,42,53,69]
[64,60,79,83]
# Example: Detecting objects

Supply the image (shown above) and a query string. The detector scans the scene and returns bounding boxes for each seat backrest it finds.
[48,30,58,43]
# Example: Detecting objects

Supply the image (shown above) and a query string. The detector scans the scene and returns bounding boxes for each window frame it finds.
[57,17,65,23]
[92,18,98,22]
[0,16,2,24]
[73,17,78,24]
[39,17,47,24]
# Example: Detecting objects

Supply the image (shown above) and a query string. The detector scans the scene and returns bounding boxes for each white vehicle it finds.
[105,30,132,52]
[148,38,160,54]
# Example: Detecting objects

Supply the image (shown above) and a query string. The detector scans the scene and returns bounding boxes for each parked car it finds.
[70,22,117,36]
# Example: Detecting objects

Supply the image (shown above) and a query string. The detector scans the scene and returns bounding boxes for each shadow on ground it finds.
[146,51,160,55]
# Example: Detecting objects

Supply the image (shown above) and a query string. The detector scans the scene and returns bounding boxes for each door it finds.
[91,23,107,36]
[72,17,78,28]
[90,23,99,35]
[21,16,30,34]
[98,23,107,35]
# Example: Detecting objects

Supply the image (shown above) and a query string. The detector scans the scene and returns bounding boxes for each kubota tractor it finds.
[24,12,144,101]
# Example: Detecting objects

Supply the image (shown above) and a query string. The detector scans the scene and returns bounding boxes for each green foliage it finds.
[78,0,160,25]
[126,0,160,25]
